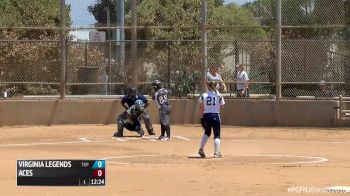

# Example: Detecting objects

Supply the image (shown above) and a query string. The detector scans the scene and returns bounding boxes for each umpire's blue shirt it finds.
[121,94,148,108]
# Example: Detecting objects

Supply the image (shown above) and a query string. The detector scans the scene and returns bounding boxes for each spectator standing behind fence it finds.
[315,80,334,97]
[206,64,227,93]
[236,64,250,97]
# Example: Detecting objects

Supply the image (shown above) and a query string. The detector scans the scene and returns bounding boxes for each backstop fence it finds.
[0,0,349,99]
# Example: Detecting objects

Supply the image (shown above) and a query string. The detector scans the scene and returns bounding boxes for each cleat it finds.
[214,152,222,158]
[148,129,156,135]
[157,136,164,140]
[198,149,206,158]
[113,131,123,137]
[161,137,170,141]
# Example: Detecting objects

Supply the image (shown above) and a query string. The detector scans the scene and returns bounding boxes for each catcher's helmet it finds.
[134,99,145,108]
[134,99,145,111]
[152,80,162,91]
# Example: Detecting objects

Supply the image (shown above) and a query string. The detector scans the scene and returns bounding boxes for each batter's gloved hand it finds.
[200,118,205,129]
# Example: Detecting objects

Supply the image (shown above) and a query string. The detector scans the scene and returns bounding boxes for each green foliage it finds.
[88,0,117,27]
[137,0,201,40]
[24,84,59,95]
[0,0,61,27]
[0,0,71,96]
[87,0,269,96]
[242,0,275,26]
[243,0,348,39]
[0,0,71,39]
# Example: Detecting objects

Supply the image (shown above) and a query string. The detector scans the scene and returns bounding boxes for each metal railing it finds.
[337,96,350,119]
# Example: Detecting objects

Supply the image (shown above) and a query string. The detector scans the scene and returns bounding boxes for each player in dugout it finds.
[113,86,155,137]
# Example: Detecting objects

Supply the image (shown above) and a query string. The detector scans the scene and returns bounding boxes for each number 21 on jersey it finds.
[206,96,216,106]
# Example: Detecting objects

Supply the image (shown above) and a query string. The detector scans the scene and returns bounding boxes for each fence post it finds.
[105,6,112,95]
[116,0,125,87]
[200,0,208,93]
[234,39,239,96]
[339,95,343,119]
[59,0,66,99]
[131,0,137,86]
[234,39,239,65]
[275,0,282,100]
[168,41,171,88]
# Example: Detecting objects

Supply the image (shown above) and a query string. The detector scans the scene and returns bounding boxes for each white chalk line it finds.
[110,135,190,142]
[102,154,164,160]
[173,136,191,141]
[245,154,328,165]
[1,136,349,148]
[102,154,328,165]
[191,139,350,144]
[111,136,158,142]
[0,139,109,147]
[79,137,91,142]
[103,154,184,166]
[111,137,127,142]
[0,134,189,147]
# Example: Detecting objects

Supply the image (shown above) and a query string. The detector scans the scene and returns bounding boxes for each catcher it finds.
[117,99,146,137]
[114,86,155,137]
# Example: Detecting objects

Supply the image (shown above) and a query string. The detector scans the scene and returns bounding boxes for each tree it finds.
[243,0,349,97]
[0,0,70,96]
[88,0,266,96]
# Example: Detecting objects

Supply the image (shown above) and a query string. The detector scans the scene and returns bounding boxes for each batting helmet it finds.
[152,80,162,91]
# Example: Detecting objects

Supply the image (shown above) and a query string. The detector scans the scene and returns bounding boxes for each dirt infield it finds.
[1,125,350,195]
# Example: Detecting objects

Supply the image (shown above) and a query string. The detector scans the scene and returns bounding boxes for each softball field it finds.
[1,124,350,195]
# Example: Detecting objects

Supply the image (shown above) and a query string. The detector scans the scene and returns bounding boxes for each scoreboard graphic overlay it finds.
[17,160,105,186]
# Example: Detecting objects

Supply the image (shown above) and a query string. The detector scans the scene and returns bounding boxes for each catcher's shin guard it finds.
[114,120,124,137]
[142,113,154,135]
[147,128,155,135]
[137,127,145,137]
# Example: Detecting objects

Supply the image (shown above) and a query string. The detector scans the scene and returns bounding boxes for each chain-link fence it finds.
[0,0,349,99]
[280,0,350,98]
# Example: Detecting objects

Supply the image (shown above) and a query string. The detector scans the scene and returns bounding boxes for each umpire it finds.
[113,86,155,137]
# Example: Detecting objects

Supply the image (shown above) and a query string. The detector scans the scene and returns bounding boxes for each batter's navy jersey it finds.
[153,88,170,110]
[122,94,148,108]
[199,91,225,114]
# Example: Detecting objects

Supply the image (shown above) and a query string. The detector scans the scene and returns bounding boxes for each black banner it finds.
[17,160,105,186]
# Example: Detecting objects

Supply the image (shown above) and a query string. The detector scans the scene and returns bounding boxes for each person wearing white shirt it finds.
[236,64,250,97]
[198,79,225,158]
[206,65,227,93]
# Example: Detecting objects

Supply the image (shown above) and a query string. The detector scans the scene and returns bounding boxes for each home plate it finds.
[326,186,350,193]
